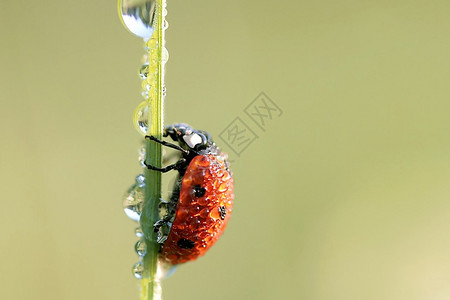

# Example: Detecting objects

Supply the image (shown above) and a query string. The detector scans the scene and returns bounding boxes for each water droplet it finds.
[163,20,169,29]
[132,261,144,279]
[123,181,145,222]
[119,0,157,38]
[141,80,151,92]
[162,47,169,64]
[218,182,228,192]
[162,85,167,97]
[139,145,147,168]
[139,64,150,79]
[147,37,158,49]
[135,174,145,187]
[135,239,147,256]
[141,90,149,100]
[135,227,144,237]
[141,53,149,64]
[133,101,152,136]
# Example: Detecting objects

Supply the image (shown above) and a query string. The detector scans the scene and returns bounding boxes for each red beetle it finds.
[145,123,234,265]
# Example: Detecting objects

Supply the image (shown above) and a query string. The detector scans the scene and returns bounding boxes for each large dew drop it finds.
[123,175,146,222]
[118,0,157,38]
[133,101,151,136]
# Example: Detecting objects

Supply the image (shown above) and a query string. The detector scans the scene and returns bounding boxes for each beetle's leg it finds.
[145,135,189,155]
[153,215,173,244]
[144,158,187,173]
[153,216,171,232]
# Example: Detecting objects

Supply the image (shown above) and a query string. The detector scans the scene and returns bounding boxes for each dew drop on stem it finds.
[119,0,157,38]
[135,238,147,257]
[132,261,144,279]
[133,101,152,136]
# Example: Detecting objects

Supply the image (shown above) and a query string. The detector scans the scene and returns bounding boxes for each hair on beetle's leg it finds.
[144,158,187,173]
[145,135,189,155]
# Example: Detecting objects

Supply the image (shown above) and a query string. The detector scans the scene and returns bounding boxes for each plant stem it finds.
[140,0,166,299]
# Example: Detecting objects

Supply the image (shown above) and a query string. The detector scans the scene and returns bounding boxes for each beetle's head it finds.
[164,123,213,151]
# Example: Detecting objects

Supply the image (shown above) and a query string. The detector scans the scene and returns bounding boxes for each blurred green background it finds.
[2,0,450,299]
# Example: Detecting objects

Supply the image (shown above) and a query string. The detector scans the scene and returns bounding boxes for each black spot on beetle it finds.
[177,238,195,249]
[193,185,206,197]
[219,206,227,220]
